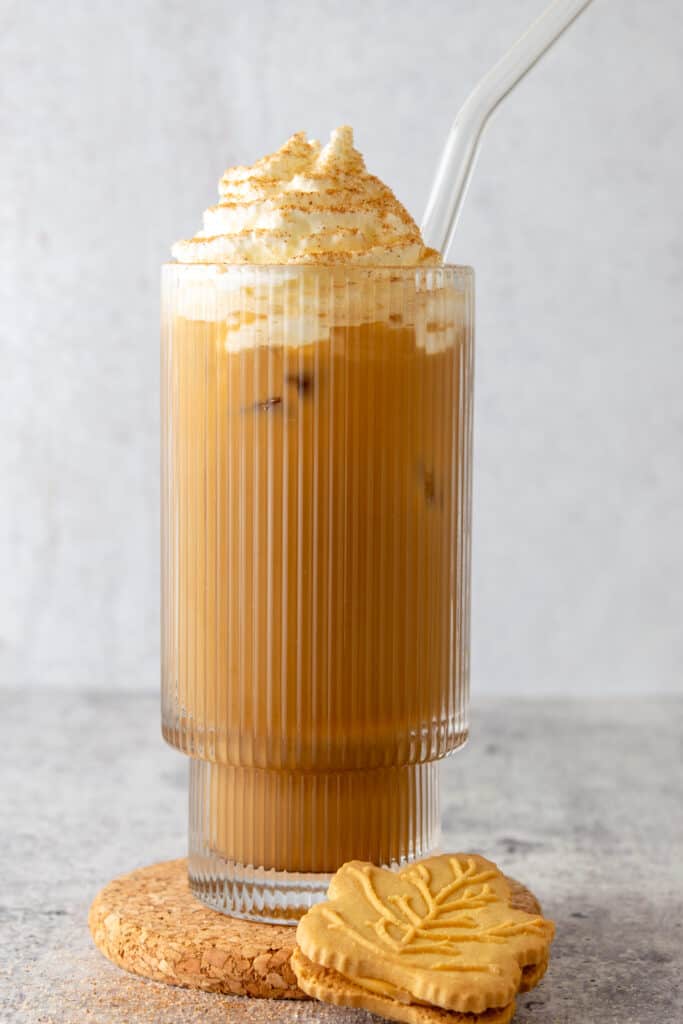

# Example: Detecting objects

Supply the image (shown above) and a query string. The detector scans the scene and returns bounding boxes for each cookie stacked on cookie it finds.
[292,854,555,1024]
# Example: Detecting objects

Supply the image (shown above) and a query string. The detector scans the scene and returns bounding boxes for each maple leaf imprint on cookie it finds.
[321,856,548,975]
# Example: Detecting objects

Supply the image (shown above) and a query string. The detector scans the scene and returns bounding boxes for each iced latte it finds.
[161,129,474,920]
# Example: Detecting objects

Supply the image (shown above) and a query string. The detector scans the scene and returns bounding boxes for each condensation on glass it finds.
[161,264,474,922]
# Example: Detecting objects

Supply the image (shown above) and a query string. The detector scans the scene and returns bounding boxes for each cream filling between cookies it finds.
[350,974,430,1006]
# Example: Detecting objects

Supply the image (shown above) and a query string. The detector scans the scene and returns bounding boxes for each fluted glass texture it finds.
[161,264,474,885]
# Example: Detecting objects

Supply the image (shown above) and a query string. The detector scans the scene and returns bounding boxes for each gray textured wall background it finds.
[1,0,681,696]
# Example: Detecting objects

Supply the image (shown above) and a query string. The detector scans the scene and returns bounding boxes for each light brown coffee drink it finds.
[161,129,474,919]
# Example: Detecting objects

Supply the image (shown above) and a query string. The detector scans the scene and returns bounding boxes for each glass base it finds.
[188,857,331,924]
[188,758,441,923]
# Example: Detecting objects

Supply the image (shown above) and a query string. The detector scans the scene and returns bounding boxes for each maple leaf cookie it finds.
[294,853,554,1020]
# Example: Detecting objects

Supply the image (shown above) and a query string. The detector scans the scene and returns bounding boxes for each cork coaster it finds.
[88,858,542,1001]
[88,859,301,999]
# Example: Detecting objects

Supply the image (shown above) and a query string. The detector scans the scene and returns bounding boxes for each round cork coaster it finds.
[88,859,301,999]
[88,858,541,1001]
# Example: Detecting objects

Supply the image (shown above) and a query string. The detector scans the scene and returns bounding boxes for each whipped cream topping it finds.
[172,127,439,266]
[164,263,467,354]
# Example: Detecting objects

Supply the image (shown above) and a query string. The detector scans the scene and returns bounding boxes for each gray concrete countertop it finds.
[2,691,681,1023]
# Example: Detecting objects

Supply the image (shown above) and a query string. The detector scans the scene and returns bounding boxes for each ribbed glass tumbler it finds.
[161,263,474,922]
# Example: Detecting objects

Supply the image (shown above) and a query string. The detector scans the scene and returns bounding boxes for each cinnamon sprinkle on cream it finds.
[172,127,439,266]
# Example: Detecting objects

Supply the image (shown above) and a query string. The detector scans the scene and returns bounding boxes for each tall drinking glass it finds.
[161,263,474,922]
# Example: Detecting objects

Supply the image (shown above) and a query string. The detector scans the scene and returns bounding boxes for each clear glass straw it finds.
[421,0,594,257]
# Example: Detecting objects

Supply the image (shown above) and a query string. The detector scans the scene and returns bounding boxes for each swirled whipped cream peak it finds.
[171,126,440,266]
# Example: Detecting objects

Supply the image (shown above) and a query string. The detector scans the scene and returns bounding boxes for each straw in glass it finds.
[421,0,594,258]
